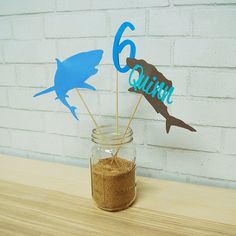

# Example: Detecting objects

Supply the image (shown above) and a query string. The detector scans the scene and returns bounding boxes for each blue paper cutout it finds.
[112,21,136,73]
[33,50,103,120]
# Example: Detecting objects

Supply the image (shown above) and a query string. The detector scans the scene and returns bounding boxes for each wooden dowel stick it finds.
[113,94,143,158]
[76,89,98,128]
[116,71,119,134]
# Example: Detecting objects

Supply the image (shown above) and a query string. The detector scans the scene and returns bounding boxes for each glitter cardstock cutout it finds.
[33,50,103,120]
[127,58,196,133]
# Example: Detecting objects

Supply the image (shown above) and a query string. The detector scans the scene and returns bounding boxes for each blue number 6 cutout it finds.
[112,21,136,73]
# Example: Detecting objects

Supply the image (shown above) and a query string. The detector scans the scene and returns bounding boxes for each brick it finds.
[172,97,236,127]
[174,39,236,68]
[116,117,146,145]
[150,9,191,36]
[0,128,11,147]
[57,38,96,60]
[77,115,108,138]
[136,145,166,169]
[137,167,187,182]
[119,92,165,120]
[45,12,107,38]
[99,92,154,119]
[0,0,55,15]
[190,69,236,98]
[11,130,63,155]
[57,1,166,15]
[94,37,114,65]
[4,40,57,63]
[0,87,8,106]
[135,38,171,66]
[174,0,236,5]
[0,46,3,63]
[115,71,133,93]
[147,122,221,152]
[108,9,146,36]
[0,108,43,131]
[222,128,236,155]
[32,133,63,155]
[65,90,100,116]
[86,65,114,91]
[43,111,79,136]
[99,93,116,116]
[159,68,188,96]
[77,114,103,138]
[188,176,231,188]
[16,64,48,87]
[193,9,236,38]
[0,18,12,39]
[63,136,91,159]
[45,64,56,87]
[0,65,15,86]
[56,0,165,12]
[166,150,236,181]
[12,16,44,40]
[10,130,32,152]
[115,93,163,120]
[8,87,60,111]
[27,152,58,163]
[131,119,146,144]
[56,0,92,11]
[92,0,169,9]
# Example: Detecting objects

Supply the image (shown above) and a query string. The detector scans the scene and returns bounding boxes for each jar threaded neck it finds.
[91,125,133,146]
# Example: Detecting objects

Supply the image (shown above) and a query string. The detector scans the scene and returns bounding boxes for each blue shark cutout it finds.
[33,50,103,120]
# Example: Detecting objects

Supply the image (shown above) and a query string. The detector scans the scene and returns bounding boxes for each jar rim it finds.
[91,125,133,145]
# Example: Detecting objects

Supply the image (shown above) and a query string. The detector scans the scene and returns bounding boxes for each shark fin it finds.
[34,86,55,97]
[80,83,96,91]
[70,106,78,120]
[55,94,69,100]
[56,58,63,68]
[166,116,196,133]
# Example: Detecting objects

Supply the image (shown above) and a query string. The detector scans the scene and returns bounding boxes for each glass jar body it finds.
[90,125,136,211]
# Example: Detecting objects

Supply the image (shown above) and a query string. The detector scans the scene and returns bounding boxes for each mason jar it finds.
[90,125,136,211]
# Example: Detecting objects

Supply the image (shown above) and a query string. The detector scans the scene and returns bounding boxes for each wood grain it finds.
[0,154,236,235]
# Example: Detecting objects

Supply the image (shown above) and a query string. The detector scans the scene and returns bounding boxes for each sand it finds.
[91,157,136,211]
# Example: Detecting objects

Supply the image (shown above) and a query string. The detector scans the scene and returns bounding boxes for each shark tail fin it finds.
[166,115,196,133]
[70,106,78,120]
[33,86,55,97]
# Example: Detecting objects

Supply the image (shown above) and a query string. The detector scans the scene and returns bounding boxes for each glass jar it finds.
[90,125,136,211]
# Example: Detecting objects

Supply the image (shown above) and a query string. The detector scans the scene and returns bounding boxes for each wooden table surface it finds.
[0,154,236,236]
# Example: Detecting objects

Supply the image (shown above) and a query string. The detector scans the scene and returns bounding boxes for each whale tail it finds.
[70,106,78,120]
[166,115,196,133]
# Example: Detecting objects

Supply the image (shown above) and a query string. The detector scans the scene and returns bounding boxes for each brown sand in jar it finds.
[91,157,136,211]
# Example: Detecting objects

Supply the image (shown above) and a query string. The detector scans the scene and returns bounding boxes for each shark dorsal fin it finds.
[55,58,63,69]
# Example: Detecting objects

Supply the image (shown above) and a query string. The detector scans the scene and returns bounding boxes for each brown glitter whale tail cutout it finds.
[127,57,196,134]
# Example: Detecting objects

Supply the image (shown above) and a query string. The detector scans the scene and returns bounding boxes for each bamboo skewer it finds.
[113,94,143,158]
[76,89,99,128]
[116,71,119,134]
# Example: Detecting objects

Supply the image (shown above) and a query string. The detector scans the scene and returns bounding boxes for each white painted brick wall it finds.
[174,39,236,67]
[12,16,44,40]
[149,9,191,36]
[0,0,236,189]
[193,9,236,38]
